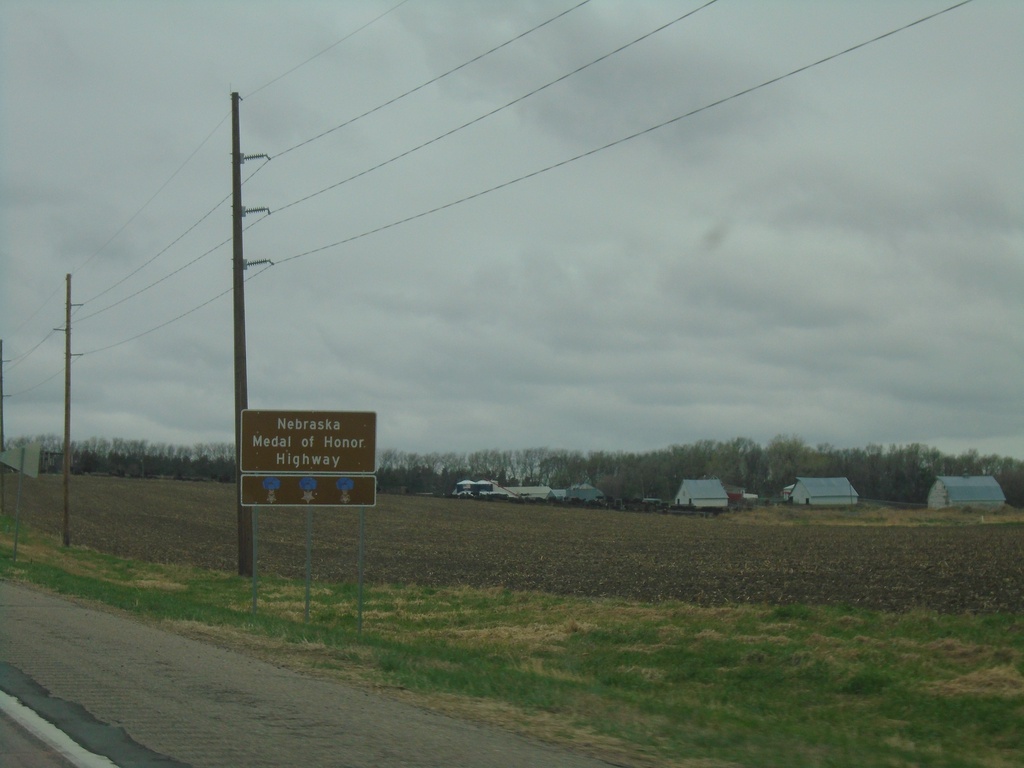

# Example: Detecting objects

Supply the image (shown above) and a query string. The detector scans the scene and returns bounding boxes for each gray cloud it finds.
[2,1,1021,460]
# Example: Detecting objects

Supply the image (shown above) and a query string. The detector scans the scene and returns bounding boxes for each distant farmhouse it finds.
[928,475,1006,510]
[673,478,728,510]
[788,477,859,506]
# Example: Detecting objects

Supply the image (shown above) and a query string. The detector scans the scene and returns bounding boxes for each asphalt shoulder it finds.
[0,582,615,768]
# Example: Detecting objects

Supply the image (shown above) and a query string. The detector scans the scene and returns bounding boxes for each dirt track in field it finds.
[6,475,1023,613]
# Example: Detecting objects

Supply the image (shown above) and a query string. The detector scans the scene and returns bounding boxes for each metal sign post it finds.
[251,507,259,615]
[358,507,366,638]
[12,448,26,562]
[305,508,313,623]
[1,443,41,563]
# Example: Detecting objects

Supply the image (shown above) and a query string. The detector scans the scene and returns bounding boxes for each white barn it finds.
[928,476,1005,510]
[452,479,514,498]
[674,478,729,509]
[790,477,858,506]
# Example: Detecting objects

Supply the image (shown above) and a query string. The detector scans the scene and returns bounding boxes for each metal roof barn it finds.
[790,477,859,506]
[674,478,729,509]
[928,476,1006,509]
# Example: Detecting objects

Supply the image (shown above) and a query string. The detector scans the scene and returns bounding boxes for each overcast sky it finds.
[2,0,1022,460]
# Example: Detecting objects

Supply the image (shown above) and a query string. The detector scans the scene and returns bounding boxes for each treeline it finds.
[377,436,1024,507]
[5,434,1022,507]
[10,435,236,482]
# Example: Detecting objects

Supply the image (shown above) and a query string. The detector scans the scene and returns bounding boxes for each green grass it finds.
[3,519,1023,768]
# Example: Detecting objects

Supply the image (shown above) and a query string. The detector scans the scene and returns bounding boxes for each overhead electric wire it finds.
[6,0,400,363]
[273,0,594,160]
[25,0,974,370]
[244,0,415,100]
[273,0,975,267]
[4,365,68,398]
[72,112,231,280]
[73,161,271,325]
[4,0,412,397]
[4,112,231,374]
[73,236,233,324]
[5,330,59,371]
[79,192,232,308]
[269,0,718,219]
[76,265,273,356]
[55,2,597,327]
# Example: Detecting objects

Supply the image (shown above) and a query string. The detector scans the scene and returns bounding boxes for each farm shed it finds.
[564,483,604,502]
[452,479,513,498]
[506,486,554,501]
[928,475,1005,509]
[790,477,858,506]
[674,478,729,509]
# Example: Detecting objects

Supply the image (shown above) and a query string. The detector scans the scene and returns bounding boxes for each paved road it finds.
[0,583,619,768]
[0,709,79,768]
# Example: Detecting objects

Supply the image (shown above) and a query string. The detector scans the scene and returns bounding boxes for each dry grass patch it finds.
[133,578,187,591]
[517,657,588,683]
[445,621,590,652]
[928,666,1024,698]
[926,637,994,664]
[735,633,791,645]
[694,628,725,641]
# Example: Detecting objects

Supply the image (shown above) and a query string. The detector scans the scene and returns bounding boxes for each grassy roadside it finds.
[2,517,1023,768]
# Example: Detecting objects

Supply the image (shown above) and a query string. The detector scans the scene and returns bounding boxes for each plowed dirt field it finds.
[6,475,1022,613]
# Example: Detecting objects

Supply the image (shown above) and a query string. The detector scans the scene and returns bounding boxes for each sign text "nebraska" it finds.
[277,417,341,431]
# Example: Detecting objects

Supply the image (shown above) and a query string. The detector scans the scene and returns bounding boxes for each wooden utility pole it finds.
[1,339,5,517]
[231,92,252,576]
[229,93,269,577]
[63,273,72,546]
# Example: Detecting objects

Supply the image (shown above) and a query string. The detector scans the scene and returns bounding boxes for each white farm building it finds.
[505,486,554,501]
[674,478,729,510]
[790,477,858,506]
[451,479,513,498]
[928,476,1005,510]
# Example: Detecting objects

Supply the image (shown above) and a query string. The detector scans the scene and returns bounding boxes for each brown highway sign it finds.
[241,474,376,507]
[241,410,376,474]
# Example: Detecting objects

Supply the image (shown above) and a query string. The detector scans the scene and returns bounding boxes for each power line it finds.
[275,0,975,268]
[5,330,59,372]
[8,2,590,350]
[244,0,415,100]
[6,0,398,359]
[73,236,233,325]
[56,1,601,327]
[79,193,232,308]
[72,112,231,280]
[75,159,272,323]
[23,0,400,323]
[273,0,594,160]
[22,0,975,365]
[5,365,66,398]
[76,265,273,356]
[270,0,717,218]
[5,114,231,373]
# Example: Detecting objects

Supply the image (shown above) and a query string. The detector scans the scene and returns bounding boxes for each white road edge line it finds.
[0,689,120,768]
